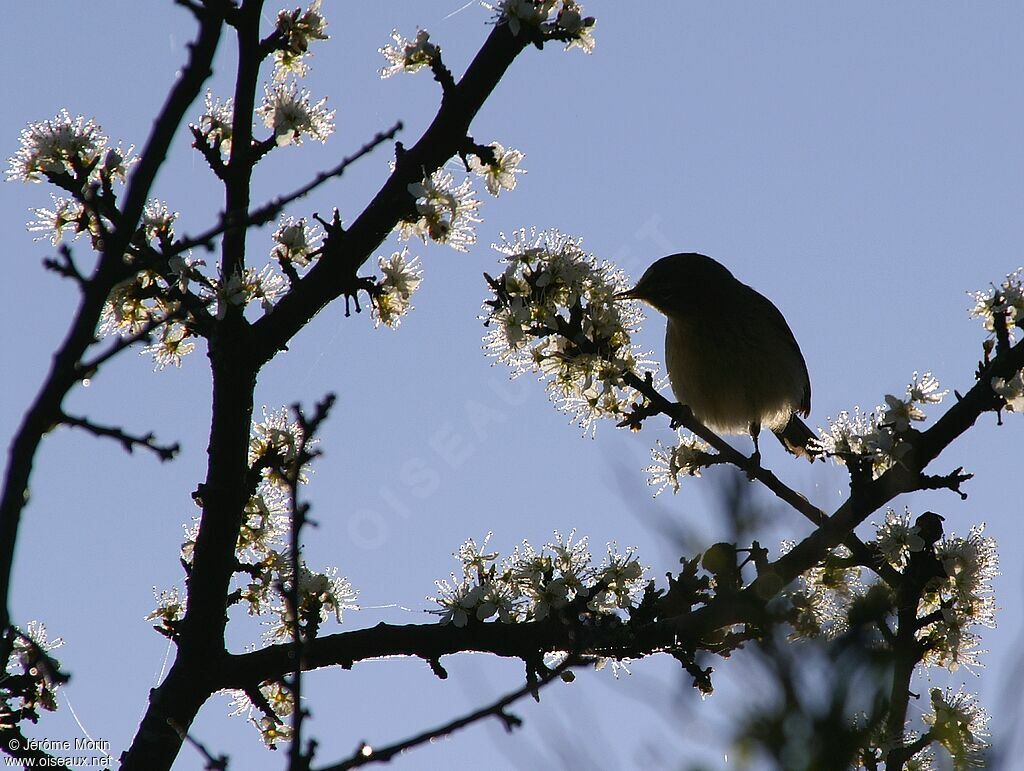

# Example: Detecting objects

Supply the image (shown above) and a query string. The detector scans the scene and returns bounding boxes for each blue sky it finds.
[2,2,1022,769]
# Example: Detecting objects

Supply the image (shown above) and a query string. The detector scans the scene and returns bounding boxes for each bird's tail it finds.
[773,414,820,461]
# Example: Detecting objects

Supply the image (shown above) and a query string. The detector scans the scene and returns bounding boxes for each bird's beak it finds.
[613,286,641,301]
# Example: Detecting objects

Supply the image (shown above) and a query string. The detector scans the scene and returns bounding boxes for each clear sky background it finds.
[2,2,1022,769]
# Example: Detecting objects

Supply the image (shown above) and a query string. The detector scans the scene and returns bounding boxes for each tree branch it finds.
[171,123,402,255]
[0,0,222,635]
[250,22,532,364]
[60,412,180,461]
[317,657,579,771]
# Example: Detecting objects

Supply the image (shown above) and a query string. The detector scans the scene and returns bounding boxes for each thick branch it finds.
[249,22,531,364]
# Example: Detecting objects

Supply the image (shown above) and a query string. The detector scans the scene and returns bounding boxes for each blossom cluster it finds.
[969,268,1024,341]
[150,406,357,748]
[482,228,656,429]
[2,621,63,719]
[786,544,865,639]
[399,167,482,252]
[485,0,596,53]
[918,525,998,672]
[6,109,133,189]
[8,109,135,259]
[790,512,997,673]
[272,0,328,80]
[810,371,947,478]
[430,532,646,626]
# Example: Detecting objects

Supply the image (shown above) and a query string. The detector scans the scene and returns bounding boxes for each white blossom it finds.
[7,110,107,182]
[991,370,1024,412]
[430,532,646,625]
[482,228,657,430]
[468,143,525,196]
[484,0,596,52]
[924,688,989,768]
[872,508,925,570]
[257,81,335,146]
[271,215,322,267]
[272,0,328,80]
[399,168,481,252]
[142,323,196,369]
[373,248,422,328]
[646,435,712,495]
[195,92,234,156]
[379,29,439,78]
[141,199,178,244]
[969,268,1024,340]
[26,195,83,244]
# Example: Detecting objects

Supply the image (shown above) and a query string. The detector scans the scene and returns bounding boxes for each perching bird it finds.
[616,253,816,460]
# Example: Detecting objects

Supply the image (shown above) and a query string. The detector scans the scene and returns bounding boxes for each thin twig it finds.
[317,656,578,771]
[172,123,402,254]
[167,720,229,771]
[60,412,180,461]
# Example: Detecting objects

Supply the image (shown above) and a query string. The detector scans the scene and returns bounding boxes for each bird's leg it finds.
[748,421,762,469]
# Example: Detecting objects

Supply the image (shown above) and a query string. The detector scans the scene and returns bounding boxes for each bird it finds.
[615,253,817,461]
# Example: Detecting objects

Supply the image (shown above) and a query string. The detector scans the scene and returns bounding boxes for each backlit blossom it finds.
[991,371,1024,412]
[101,270,172,336]
[785,543,864,639]
[430,532,646,624]
[468,143,525,196]
[482,228,656,430]
[873,508,925,570]
[969,268,1024,340]
[399,168,481,252]
[146,587,186,631]
[7,110,107,182]
[379,29,439,78]
[249,406,305,479]
[141,199,177,244]
[26,195,84,244]
[373,248,422,328]
[918,524,998,672]
[484,0,596,52]
[271,215,321,267]
[273,0,328,79]
[195,92,234,156]
[646,435,713,494]
[924,688,989,768]
[257,81,335,146]
[142,323,196,369]
[813,373,946,478]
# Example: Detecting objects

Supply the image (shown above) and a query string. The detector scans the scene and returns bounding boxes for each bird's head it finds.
[614,253,736,318]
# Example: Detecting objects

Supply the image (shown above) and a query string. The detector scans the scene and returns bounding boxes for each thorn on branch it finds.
[496,709,522,733]
[42,245,86,285]
[917,468,973,500]
[60,412,180,461]
[429,54,456,93]
[427,658,448,680]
